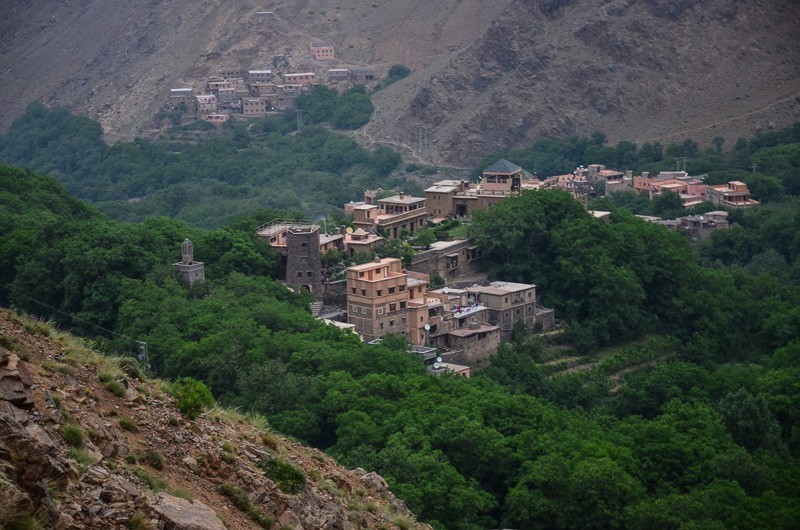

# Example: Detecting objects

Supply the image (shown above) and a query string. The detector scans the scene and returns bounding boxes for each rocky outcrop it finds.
[0,309,430,530]
[149,493,226,530]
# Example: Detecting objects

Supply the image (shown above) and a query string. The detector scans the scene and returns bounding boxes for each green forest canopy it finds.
[0,102,405,229]
[2,163,799,529]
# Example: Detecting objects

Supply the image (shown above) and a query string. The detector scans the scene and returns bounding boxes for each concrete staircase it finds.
[309,301,323,317]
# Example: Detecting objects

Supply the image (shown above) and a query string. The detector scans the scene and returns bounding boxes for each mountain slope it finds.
[0,308,428,529]
[1,0,798,165]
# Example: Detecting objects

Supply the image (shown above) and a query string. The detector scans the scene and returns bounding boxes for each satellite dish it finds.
[436,356,442,363]
[433,362,441,369]
[424,324,431,331]
[442,287,450,294]
[345,227,354,234]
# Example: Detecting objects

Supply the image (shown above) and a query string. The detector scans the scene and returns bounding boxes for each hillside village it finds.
[199,158,762,376]
[165,38,378,126]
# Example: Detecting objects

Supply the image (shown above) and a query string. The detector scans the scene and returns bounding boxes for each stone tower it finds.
[285,225,323,300]
[173,238,205,287]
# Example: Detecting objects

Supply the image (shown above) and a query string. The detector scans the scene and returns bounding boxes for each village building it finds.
[169,87,194,109]
[410,239,482,281]
[283,72,317,86]
[351,192,428,240]
[463,281,555,341]
[540,172,590,205]
[173,239,205,287]
[310,42,335,61]
[350,67,376,84]
[276,84,302,108]
[345,258,416,342]
[256,221,324,300]
[706,181,759,208]
[424,160,539,219]
[328,69,350,83]
[195,94,217,115]
[319,231,345,254]
[248,70,273,84]
[218,66,242,79]
[425,288,502,363]
[676,211,729,241]
[242,98,268,116]
[633,171,707,208]
[343,228,385,256]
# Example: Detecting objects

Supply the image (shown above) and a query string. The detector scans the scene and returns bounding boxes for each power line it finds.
[0,282,144,347]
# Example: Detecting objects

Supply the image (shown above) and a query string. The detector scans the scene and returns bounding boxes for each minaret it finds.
[173,238,205,287]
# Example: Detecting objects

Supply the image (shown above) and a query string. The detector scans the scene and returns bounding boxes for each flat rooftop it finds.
[379,194,426,205]
[469,281,535,294]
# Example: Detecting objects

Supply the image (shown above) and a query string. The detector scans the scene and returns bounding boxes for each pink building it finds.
[310,42,335,61]
[706,181,759,208]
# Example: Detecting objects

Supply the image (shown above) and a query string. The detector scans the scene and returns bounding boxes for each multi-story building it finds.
[352,192,428,240]
[218,66,242,79]
[346,258,415,342]
[424,159,539,219]
[310,42,335,61]
[706,181,759,208]
[242,98,268,116]
[195,94,217,115]
[283,72,317,86]
[463,281,555,341]
[256,220,325,299]
[410,239,482,282]
[248,70,272,84]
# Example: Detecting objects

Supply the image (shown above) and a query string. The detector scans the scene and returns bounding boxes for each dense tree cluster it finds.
[2,122,800,528]
[0,103,406,228]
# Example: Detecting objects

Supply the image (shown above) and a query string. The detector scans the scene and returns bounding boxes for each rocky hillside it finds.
[1,0,798,165]
[0,308,428,530]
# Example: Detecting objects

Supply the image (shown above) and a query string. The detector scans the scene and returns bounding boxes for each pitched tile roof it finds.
[484,159,522,174]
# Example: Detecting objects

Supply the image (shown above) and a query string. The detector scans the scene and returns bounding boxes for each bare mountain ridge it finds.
[1,0,798,166]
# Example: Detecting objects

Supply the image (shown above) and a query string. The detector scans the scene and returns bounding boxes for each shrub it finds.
[170,378,214,419]
[127,510,153,530]
[258,459,306,494]
[119,417,139,432]
[218,483,273,529]
[147,451,164,470]
[104,380,126,397]
[67,447,97,471]
[60,423,84,448]
[133,467,165,492]
[261,431,279,450]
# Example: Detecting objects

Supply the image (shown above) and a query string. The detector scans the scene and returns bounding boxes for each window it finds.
[379,323,384,330]
[351,288,356,294]
[301,242,307,247]
[401,317,406,324]
[359,272,365,278]
[307,271,312,277]
[399,285,405,292]
[409,288,414,297]
[300,256,308,265]
[389,303,397,311]
[361,289,366,296]
[516,309,521,315]
[378,308,384,315]
[389,287,396,294]
[377,289,382,296]
[361,307,367,314]
[297,272,303,277]
[351,305,358,312]
[400,301,406,309]
[389,320,394,327]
